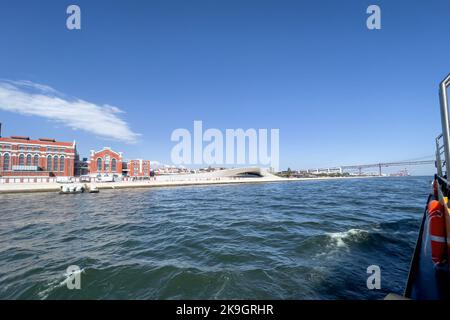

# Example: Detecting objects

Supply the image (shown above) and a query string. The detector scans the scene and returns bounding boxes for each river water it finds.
[0,176,431,299]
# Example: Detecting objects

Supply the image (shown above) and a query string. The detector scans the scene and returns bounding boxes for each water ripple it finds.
[0,176,429,299]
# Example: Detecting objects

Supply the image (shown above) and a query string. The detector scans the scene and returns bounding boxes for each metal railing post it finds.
[436,137,443,177]
[439,74,450,177]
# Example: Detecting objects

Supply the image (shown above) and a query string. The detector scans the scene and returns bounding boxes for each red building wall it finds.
[0,136,76,177]
[89,147,123,175]
[127,159,151,177]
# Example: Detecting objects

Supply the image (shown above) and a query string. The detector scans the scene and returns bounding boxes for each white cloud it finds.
[150,160,160,167]
[0,80,140,143]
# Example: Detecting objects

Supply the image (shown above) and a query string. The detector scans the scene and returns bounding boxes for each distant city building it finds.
[0,135,77,177]
[127,159,151,177]
[154,165,190,175]
[390,169,410,177]
[75,157,89,176]
[88,147,123,176]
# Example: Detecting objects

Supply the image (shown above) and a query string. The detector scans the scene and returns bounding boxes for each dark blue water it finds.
[0,177,430,299]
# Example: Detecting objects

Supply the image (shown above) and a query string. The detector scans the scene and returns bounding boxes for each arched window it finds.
[47,155,52,171]
[60,156,65,172]
[26,154,32,166]
[111,158,117,172]
[104,155,110,171]
[3,154,10,171]
[33,155,39,166]
[53,156,58,172]
[19,154,25,166]
[97,158,102,171]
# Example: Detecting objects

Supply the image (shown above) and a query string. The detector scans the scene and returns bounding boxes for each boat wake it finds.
[326,229,370,248]
[37,267,85,299]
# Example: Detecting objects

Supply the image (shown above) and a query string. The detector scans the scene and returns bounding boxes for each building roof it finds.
[0,136,75,147]
[90,147,123,159]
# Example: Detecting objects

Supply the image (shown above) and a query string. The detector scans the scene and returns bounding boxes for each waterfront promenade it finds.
[0,176,287,194]
[0,175,380,194]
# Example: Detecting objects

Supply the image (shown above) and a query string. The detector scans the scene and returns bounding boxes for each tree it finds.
[287,167,292,177]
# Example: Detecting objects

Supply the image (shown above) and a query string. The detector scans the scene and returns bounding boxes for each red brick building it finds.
[89,147,123,176]
[0,136,77,177]
[0,125,152,181]
[127,159,151,177]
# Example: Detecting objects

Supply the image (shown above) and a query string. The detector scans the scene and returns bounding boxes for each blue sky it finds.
[0,0,449,174]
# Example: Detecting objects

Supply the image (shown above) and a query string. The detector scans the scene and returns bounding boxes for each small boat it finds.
[88,185,99,193]
[404,74,450,299]
[59,184,85,194]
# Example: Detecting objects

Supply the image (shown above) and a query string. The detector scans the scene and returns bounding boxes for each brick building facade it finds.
[127,159,151,177]
[0,136,77,177]
[0,126,152,180]
[88,147,123,176]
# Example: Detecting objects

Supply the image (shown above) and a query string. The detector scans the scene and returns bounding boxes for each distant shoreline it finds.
[0,175,390,195]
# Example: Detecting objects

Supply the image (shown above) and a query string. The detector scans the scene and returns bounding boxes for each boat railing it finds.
[436,134,444,178]
[405,74,450,299]
[436,74,450,194]
[437,136,450,197]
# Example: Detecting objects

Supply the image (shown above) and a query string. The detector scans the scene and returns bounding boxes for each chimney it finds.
[0,122,2,138]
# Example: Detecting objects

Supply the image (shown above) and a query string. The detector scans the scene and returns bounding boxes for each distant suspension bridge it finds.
[302,159,435,176]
